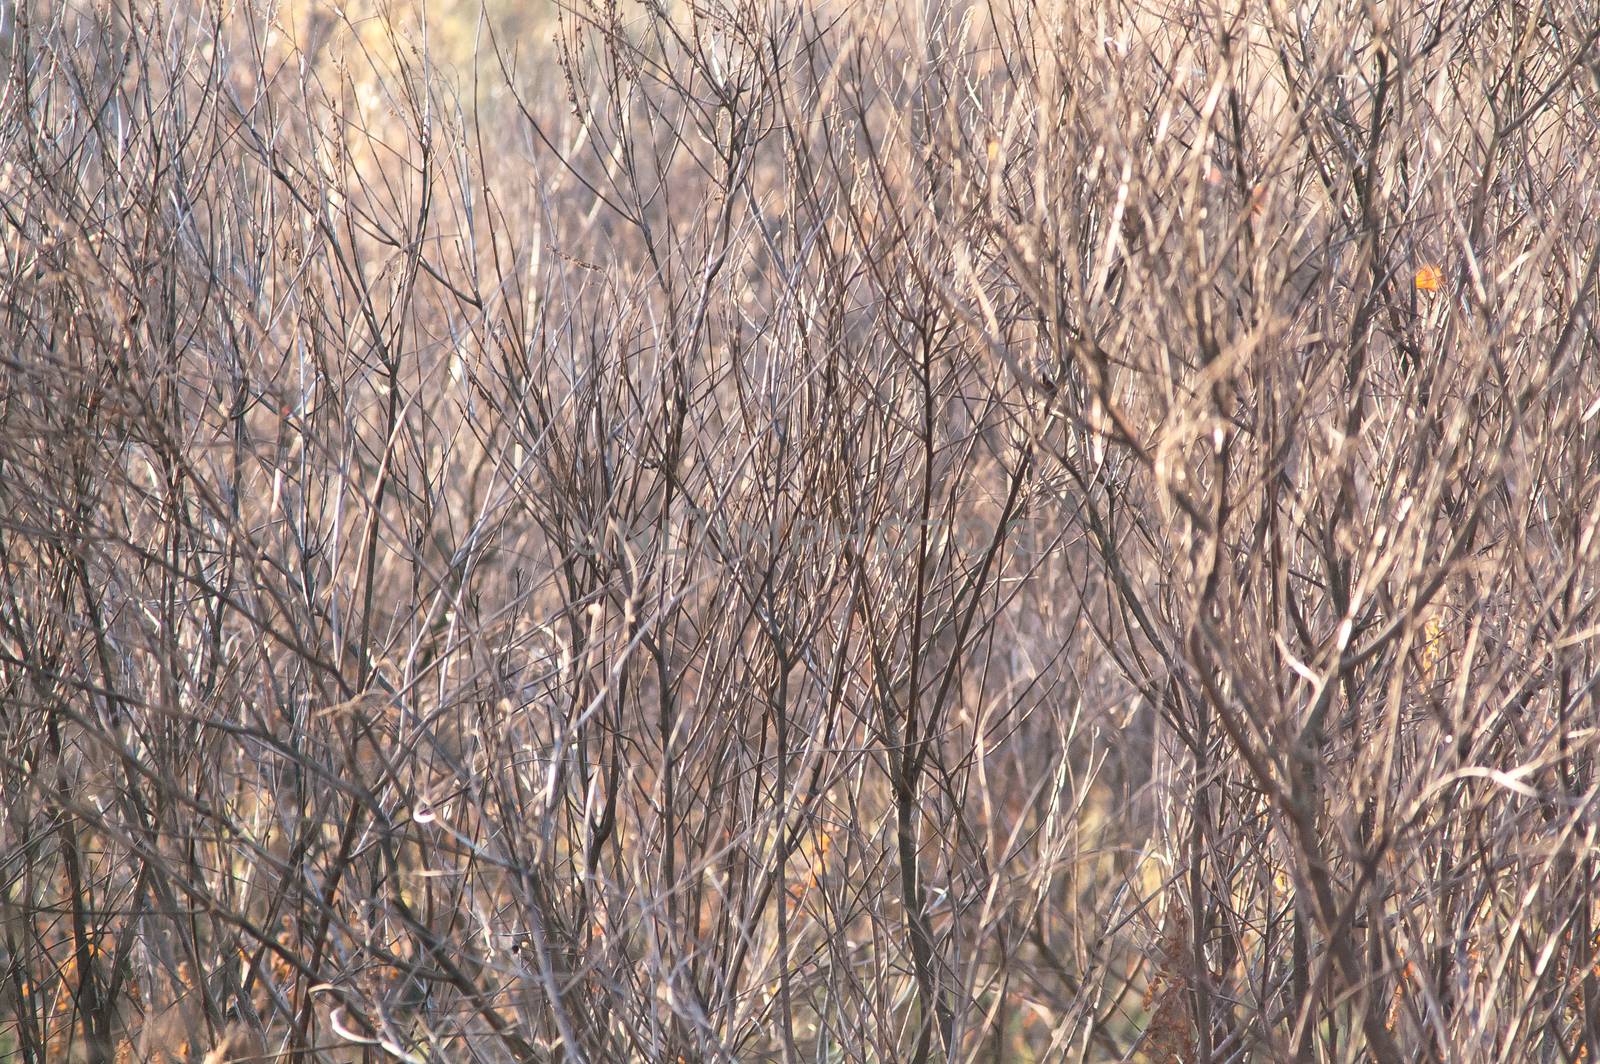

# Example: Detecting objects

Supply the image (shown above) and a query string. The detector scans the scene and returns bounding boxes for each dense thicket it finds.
[3,0,1599,1059]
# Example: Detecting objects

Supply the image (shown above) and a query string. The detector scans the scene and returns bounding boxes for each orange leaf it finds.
[1415,265,1444,292]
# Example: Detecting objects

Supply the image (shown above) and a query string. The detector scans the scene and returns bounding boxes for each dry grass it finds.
[2,0,1598,1059]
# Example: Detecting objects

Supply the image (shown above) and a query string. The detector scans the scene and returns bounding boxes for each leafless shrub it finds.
[2,0,1598,1059]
